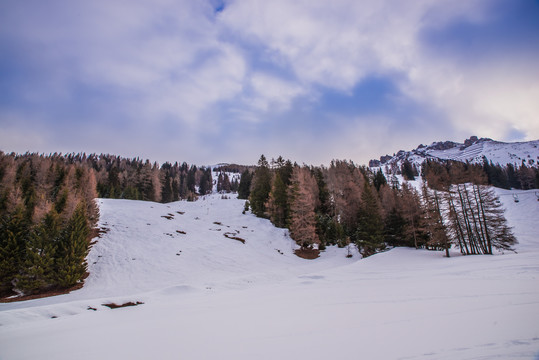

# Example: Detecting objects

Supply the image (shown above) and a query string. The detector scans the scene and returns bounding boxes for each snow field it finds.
[1,191,539,360]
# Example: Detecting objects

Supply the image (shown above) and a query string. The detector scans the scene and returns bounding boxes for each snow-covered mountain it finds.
[370,136,539,169]
[1,190,539,360]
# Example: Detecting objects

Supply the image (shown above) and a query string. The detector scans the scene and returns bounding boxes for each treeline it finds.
[482,159,539,190]
[89,154,213,202]
[0,151,216,298]
[241,155,516,258]
[0,152,99,297]
[387,157,539,189]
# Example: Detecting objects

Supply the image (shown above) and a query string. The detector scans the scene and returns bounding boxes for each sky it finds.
[1,0,539,166]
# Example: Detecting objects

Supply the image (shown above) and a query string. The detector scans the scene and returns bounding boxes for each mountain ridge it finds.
[369,136,539,169]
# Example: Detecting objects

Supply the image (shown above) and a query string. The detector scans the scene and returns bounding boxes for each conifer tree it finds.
[355,181,385,257]
[401,160,416,181]
[198,168,213,195]
[161,172,173,203]
[250,155,272,217]
[18,209,59,294]
[54,202,90,288]
[373,168,387,191]
[238,170,253,199]
[0,206,28,295]
[267,173,289,228]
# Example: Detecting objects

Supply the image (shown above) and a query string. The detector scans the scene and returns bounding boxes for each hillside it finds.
[1,188,538,359]
[370,136,539,169]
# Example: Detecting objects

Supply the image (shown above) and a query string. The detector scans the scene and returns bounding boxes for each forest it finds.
[241,155,519,259]
[0,152,221,298]
[0,150,531,298]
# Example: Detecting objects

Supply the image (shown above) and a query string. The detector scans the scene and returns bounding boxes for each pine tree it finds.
[355,181,385,257]
[267,173,289,228]
[161,172,173,203]
[401,160,416,181]
[373,168,387,191]
[0,206,28,296]
[54,203,90,288]
[197,168,212,195]
[17,209,59,294]
[250,155,272,217]
[238,170,252,199]
[383,207,407,247]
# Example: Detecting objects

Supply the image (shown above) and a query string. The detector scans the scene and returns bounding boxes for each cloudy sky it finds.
[1,0,538,166]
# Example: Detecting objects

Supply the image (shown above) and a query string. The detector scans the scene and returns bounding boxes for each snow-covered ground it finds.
[1,190,538,359]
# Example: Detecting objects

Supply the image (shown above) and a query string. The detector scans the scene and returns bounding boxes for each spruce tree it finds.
[161,172,173,203]
[355,182,385,257]
[373,168,387,191]
[267,173,289,228]
[18,210,59,294]
[0,206,28,296]
[401,160,416,181]
[238,170,252,199]
[198,168,213,195]
[54,203,90,288]
[249,155,272,217]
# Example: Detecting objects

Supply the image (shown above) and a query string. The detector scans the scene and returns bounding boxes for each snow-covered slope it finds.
[371,136,539,169]
[0,195,356,320]
[1,192,539,360]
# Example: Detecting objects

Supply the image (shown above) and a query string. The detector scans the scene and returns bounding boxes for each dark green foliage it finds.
[198,168,213,195]
[161,172,173,203]
[0,207,28,296]
[383,208,407,247]
[482,158,509,189]
[238,170,253,199]
[424,157,539,191]
[123,186,141,200]
[401,160,416,181]
[373,169,387,191]
[505,164,519,189]
[316,214,346,247]
[249,155,272,217]
[267,157,294,228]
[275,157,293,185]
[55,203,90,288]
[268,173,289,228]
[18,210,59,294]
[55,190,68,213]
[314,168,330,214]
[217,172,232,193]
[355,182,385,257]
[187,165,197,193]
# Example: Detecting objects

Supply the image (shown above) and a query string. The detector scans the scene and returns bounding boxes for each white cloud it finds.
[220,0,539,144]
[246,72,306,112]
[2,0,538,164]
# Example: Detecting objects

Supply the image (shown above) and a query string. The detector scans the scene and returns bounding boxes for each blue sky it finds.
[1,0,538,166]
